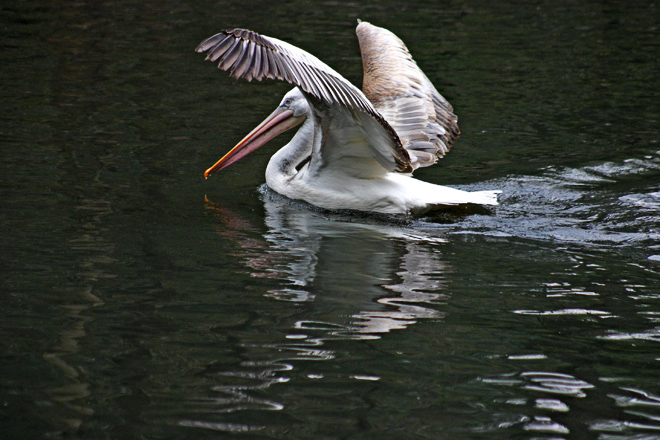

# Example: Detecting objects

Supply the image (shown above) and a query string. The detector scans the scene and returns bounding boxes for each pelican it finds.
[196,21,500,214]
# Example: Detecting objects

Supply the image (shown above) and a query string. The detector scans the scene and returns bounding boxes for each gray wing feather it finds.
[195,28,412,173]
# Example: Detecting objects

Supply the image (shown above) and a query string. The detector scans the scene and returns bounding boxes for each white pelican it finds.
[196,21,500,214]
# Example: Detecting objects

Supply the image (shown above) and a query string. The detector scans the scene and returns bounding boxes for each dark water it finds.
[2,1,659,439]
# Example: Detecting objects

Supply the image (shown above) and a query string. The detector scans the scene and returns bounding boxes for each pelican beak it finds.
[204,106,305,179]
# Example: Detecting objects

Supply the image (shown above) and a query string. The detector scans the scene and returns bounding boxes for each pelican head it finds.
[280,87,310,118]
[204,88,308,178]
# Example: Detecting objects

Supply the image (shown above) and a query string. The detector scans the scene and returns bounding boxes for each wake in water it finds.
[438,152,660,257]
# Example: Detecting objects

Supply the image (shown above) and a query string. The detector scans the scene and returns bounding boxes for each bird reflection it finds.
[206,188,450,338]
[192,192,452,432]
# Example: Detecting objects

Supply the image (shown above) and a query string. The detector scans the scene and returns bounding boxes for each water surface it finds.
[1,1,659,439]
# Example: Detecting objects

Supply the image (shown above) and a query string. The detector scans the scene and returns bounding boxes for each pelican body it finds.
[196,21,500,214]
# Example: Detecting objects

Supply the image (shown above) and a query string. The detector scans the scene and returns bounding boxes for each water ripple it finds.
[455,152,660,251]
[589,385,660,438]
[478,371,596,436]
[514,308,614,318]
[520,371,595,398]
[178,419,264,432]
[599,327,660,342]
[610,388,660,409]
[522,415,570,434]
[535,398,570,412]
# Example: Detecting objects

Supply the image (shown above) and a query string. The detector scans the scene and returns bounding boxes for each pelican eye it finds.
[282,98,293,107]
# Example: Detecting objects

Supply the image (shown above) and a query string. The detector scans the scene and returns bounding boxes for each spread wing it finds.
[356,21,460,170]
[196,28,413,174]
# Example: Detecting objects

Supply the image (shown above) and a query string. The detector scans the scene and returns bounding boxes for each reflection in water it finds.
[230,188,448,337]
[39,5,118,431]
[479,371,595,436]
[258,189,449,337]
[354,241,448,335]
[474,252,660,439]
[195,191,451,432]
[43,197,110,432]
[481,368,660,438]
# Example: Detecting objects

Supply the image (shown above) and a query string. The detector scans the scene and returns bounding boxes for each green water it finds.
[1,1,659,439]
